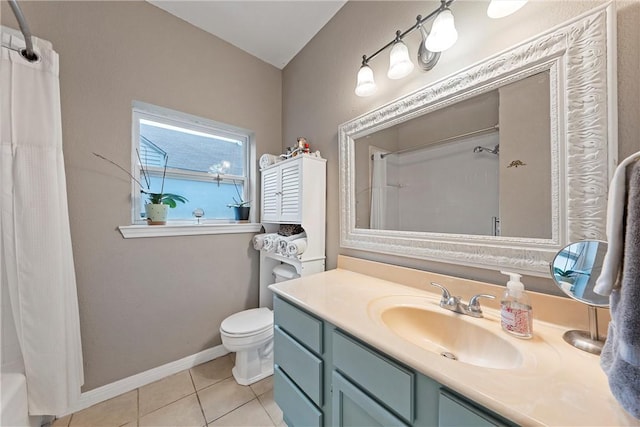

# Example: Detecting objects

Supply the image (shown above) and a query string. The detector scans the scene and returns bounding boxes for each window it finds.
[131,102,253,224]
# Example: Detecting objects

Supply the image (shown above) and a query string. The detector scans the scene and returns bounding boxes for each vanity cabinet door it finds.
[332,371,409,427]
[438,390,511,427]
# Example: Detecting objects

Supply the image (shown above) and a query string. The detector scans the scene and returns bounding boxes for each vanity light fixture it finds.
[354,0,456,97]
[487,0,528,19]
[355,0,529,97]
[355,58,377,97]
[387,32,415,79]
[417,23,441,71]
[425,6,458,52]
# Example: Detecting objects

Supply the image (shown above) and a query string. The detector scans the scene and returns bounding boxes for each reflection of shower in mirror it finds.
[473,144,500,155]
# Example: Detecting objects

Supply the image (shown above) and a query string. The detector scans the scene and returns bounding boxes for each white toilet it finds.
[220,263,299,385]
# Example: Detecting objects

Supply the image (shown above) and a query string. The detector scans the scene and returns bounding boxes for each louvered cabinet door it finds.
[261,166,280,222]
[279,161,302,223]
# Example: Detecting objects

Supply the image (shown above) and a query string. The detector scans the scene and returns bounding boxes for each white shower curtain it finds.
[1,28,83,415]
[370,152,387,229]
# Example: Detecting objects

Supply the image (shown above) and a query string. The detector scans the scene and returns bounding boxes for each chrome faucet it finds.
[430,282,495,318]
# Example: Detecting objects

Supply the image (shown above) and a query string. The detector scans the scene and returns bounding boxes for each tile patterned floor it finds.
[51,355,284,427]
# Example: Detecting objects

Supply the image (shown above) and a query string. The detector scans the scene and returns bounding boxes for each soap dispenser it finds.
[500,271,533,339]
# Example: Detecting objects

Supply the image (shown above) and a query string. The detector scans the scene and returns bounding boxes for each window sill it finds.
[118,221,262,238]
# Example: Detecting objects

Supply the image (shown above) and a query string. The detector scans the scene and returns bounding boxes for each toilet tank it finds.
[273,264,300,283]
[260,261,301,309]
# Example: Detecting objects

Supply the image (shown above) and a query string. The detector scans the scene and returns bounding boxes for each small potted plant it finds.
[551,244,589,291]
[227,180,250,221]
[94,152,187,225]
[552,266,589,290]
[144,191,188,225]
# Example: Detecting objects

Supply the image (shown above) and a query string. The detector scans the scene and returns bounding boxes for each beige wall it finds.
[1,1,282,391]
[283,0,640,293]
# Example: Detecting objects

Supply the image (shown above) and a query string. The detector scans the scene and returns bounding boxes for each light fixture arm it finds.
[359,0,453,66]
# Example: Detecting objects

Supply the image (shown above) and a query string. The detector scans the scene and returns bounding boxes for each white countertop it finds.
[270,268,639,427]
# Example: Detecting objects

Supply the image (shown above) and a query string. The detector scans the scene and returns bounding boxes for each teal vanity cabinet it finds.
[274,295,515,427]
[273,296,330,427]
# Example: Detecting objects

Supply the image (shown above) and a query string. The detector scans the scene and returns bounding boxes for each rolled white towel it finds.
[277,239,288,255]
[286,238,307,257]
[259,154,281,169]
[252,233,267,250]
[262,235,278,252]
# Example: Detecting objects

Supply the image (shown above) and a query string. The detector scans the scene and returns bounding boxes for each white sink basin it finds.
[369,296,530,369]
[379,304,523,370]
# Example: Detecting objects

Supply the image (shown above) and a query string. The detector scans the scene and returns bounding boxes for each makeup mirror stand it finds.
[563,305,605,355]
[550,240,609,356]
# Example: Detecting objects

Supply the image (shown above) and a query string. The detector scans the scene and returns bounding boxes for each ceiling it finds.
[147,1,347,69]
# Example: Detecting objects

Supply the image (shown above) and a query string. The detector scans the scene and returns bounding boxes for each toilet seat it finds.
[220,308,273,337]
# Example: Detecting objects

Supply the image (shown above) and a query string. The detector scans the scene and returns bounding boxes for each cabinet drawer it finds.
[274,296,323,354]
[274,326,323,406]
[439,390,510,427]
[274,366,323,427]
[333,330,415,423]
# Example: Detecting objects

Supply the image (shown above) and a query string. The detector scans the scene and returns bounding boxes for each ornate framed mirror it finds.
[339,4,617,276]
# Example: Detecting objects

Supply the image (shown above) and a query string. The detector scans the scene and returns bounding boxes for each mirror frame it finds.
[339,4,617,276]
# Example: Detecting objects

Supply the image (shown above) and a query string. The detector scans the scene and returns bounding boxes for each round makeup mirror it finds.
[550,240,610,306]
[550,240,609,354]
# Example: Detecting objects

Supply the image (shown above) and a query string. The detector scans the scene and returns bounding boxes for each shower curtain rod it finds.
[373,125,499,160]
[4,0,38,61]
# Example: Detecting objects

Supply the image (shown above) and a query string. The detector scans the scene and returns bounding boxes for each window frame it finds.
[123,101,257,235]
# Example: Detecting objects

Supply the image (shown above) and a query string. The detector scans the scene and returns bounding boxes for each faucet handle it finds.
[430,282,452,304]
[467,294,496,315]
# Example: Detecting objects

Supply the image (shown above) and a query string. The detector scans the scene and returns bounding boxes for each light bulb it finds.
[387,40,414,80]
[355,64,376,97]
[425,8,458,52]
[487,0,528,18]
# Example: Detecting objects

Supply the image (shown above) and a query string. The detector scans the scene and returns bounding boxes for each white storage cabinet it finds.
[259,155,326,305]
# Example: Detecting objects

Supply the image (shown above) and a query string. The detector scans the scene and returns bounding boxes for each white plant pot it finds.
[146,203,168,225]
[559,280,575,293]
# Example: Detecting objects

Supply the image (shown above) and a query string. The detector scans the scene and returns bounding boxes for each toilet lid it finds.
[221,308,273,335]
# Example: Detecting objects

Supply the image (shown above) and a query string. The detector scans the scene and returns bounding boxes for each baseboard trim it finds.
[67,345,229,415]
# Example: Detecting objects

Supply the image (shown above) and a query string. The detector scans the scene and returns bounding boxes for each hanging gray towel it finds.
[600,161,640,419]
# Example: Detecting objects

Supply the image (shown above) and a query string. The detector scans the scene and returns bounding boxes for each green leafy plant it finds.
[552,243,589,282]
[146,192,188,208]
[93,152,188,208]
[552,267,587,280]
[226,179,250,208]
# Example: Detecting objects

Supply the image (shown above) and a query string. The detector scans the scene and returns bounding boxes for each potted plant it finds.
[144,191,188,225]
[94,152,187,225]
[552,266,589,287]
[551,243,589,291]
[552,267,578,286]
[227,180,250,221]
